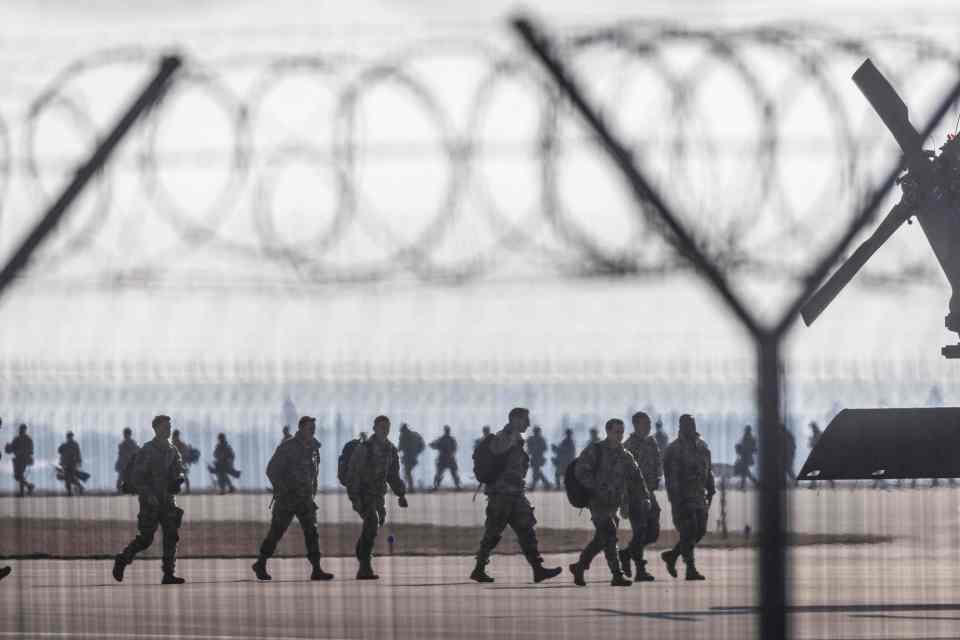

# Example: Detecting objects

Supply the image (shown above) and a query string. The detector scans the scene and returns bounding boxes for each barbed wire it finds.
[1,23,958,290]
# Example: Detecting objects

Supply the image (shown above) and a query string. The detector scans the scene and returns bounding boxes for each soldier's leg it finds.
[451,463,461,489]
[507,496,562,582]
[433,464,444,489]
[403,462,413,491]
[116,500,160,577]
[258,505,295,559]
[475,495,510,564]
[295,501,333,579]
[577,510,613,571]
[159,506,184,581]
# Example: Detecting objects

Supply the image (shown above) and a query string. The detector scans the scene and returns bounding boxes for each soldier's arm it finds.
[573,444,598,490]
[386,449,406,497]
[653,444,663,489]
[131,447,154,496]
[627,452,649,498]
[265,448,286,493]
[662,447,679,499]
[705,448,716,498]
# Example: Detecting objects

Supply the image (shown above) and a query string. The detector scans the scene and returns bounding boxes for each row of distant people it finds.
[1,420,242,496]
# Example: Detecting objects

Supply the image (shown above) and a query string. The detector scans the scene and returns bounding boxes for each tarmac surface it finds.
[3,546,960,640]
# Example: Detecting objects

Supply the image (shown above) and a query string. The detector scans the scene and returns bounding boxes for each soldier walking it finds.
[171,429,198,494]
[661,414,715,581]
[252,416,333,582]
[568,418,647,587]
[470,408,562,584]
[57,432,87,496]
[550,428,575,488]
[527,425,551,490]
[734,425,758,490]
[344,416,408,579]
[4,423,35,496]
[113,415,186,585]
[115,428,140,493]
[398,423,425,493]
[654,419,669,452]
[209,433,240,494]
[620,411,662,581]
[430,425,461,490]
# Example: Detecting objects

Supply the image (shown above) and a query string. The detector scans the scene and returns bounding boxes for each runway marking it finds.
[0,633,353,640]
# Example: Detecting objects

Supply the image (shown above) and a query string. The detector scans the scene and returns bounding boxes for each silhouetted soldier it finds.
[474,425,491,450]
[806,422,835,489]
[526,425,551,490]
[115,428,140,493]
[654,419,669,452]
[620,411,662,581]
[281,425,292,444]
[209,433,240,494]
[661,414,714,580]
[569,418,646,587]
[551,428,575,488]
[5,423,35,496]
[398,423,425,493]
[113,415,186,584]
[589,427,601,445]
[430,425,461,490]
[171,430,198,494]
[345,415,407,579]
[57,432,86,496]
[253,416,333,582]
[470,408,562,584]
[734,425,758,490]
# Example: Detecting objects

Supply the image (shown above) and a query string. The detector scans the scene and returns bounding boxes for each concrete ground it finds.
[2,546,960,640]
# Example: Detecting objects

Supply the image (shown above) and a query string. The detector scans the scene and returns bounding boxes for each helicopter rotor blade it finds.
[801,201,912,326]
[853,59,924,160]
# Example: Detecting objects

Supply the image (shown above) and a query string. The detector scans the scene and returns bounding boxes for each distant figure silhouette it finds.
[209,433,240,494]
[398,423,426,493]
[281,425,292,444]
[57,432,88,496]
[734,425,758,490]
[171,429,199,494]
[654,419,669,453]
[430,426,461,490]
[115,428,140,493]
[473,425,492,450]
[661,414,715,581]
[550,429,576,488]
[526,426,551,490]
[5,423,35,496]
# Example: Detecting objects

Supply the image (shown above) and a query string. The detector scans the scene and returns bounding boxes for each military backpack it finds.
[472,433,509,484]
[337,437,366,487]
[564,444,603,508]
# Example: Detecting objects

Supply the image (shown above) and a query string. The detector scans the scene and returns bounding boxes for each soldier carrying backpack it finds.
[469,408,562,585]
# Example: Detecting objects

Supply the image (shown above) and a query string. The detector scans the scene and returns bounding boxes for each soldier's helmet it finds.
[66,431,74,439]
[443,425,451,435]
[18,423,27,434]
[123,427,132,437]
[217,432,226,442]
[564,428,573,437]
[533,425,542,434]
[744,425,752,434]
[400,423,409,431]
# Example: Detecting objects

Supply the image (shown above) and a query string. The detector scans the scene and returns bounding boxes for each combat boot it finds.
[618,549,632,577]
[251,558,271,581]
[610,572,632,587]
[661,550,678,578]
[634,559,655,582]
[685,564,706,581]
[470,560,494,583]
[531,563,562,583]
[112,555,128,583]
[569,562,586,587]
[161,573,186,585]
[356,559,379,580]
[310,558,334,581]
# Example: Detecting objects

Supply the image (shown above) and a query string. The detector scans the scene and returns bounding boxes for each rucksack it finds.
[473,433,509,484]
[338,438,365,487]
[119,451,139,495]
[412,433,425,456]
[564,445,603,508]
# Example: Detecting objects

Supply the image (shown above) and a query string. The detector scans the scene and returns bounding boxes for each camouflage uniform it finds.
[622,433,662,570]
[211,439,238,493]
[58,439,84,496]
[573,441,647,578]
[5,432,34,496]
[258,437,322,563]
[115,437,140,492]
[662,436,715,574]
[117,438,186,577]
[526,429,551,490]
[345,436,406,566]
[398,426,425,492]
[475,427,544,568]
[550,432,575,488]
